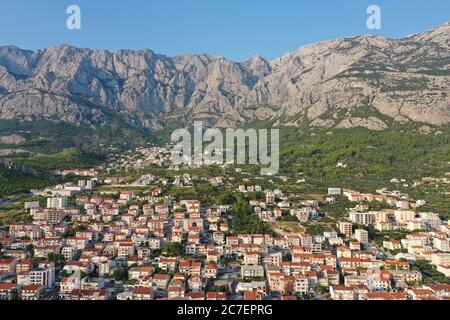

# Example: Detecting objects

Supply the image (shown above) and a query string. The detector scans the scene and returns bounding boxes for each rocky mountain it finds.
[0,22,449,131]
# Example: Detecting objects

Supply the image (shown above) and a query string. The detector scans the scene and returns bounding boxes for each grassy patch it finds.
[271,221,306,235]
[13,148,104,171]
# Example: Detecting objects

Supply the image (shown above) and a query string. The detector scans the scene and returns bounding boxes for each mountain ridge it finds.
[0,22,449,131]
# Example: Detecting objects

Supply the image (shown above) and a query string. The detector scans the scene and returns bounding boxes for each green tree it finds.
[47,253,65,263]
[112,269,129,281]
[163,242,183,257]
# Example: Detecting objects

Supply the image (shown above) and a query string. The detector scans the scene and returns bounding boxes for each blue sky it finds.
[0,0,449,61]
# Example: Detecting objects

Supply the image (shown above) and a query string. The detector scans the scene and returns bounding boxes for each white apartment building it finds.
[339,222,353,237]
[349,211,374,225]
[354,229,369,244]
[29,268,55,288]
[241,265,265,278]
[61,246,77,261]
[433,238,450,252]
[394,210,416,224]
[47,197,68,209]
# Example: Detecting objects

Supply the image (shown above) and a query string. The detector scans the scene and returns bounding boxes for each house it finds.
[16,259,34,273]
[188,275,205,292]
[152,274,170,290]
[203,264,218,279]
[436,265,450,277]
[294,275,309,295]
[336,246,352,259]
[207,251,219,264]
[168,285,185,299]
[117,242,135,258]
[354,229,369,244]
[81,277,105,291]
[330,285,355,300]
[20,285,43,300]
[158,257,177,272]
[0,238,14,247]
[338,222,353,237]
[33,245,60,259]
[390,270,422,284]
[0,259,17,273]
[133,287,154,300]
[185,291,205,300]
[266,272,284,293]
[236,281,267,297]
[177,261,198,276]
[383,240,402,251]
[243,251,261,265]
[408,288,436,300]
[241,265,264,278]
[61,246,77,261]
[328,188,342,196]
[28,267,55,288]
[63,261,91,274]
[430,253,450,267]
[129,266,154,280]
[384,260,409,270]
[69,289,108,300]
[60,277,82,299]
[367,272,391,292]
[426,284,450,299]
[0,283,17,300]
[213,279,233,292]
[263,252,283,266]
[243,291,258,300]
[363,292,407,300]
[434,238,450,252]
[206,292,226,300]
[66,237,89,250]
[266,192,275,205]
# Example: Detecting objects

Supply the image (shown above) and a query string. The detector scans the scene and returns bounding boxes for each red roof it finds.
[244,291,257,300]
[0,259,14,264]
[140,266,154,273]
[332,285,353,291]
[412,288,435,296]
[22,285,42,291]
[207,292,226,299]
[430,284,450,291]
[186,292,204,300]
[205,264,217,270]
[0,283,16,290]
[133,287,154,295]
[179,261,190,267]
[18,259,34,265]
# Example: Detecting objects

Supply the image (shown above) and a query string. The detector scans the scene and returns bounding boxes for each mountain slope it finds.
[0,22,449,130]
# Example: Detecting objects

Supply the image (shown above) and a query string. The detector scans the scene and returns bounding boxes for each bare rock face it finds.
[0,134,26,145]
[0,22,449,130]
[335,117,388,131]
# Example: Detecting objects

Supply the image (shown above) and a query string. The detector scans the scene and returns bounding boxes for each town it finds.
[0,145,449,301]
